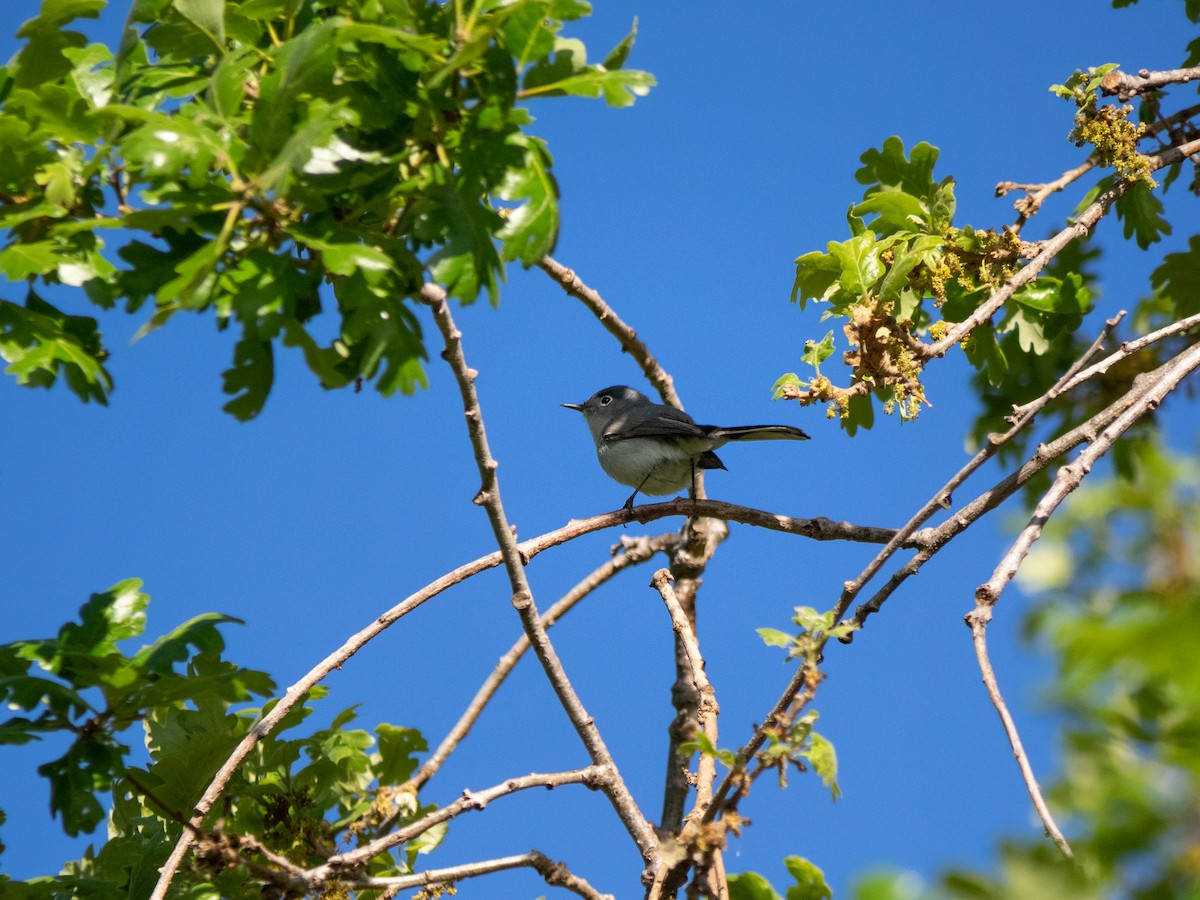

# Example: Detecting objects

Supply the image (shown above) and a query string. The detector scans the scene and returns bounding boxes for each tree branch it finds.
[846,337,1199,633]
[538,255,681,408]
[927,136,1200,359]
[833,311,1125,625]
[1101,65,1200,100]
[312,767,609,873]
[149,497,924,898]
[419,282,661,869]
[962,340,1200,860]
[1015,310,1200,412]
[403,533,679,795]
[333,850,614,899]
[966,616,1075,861]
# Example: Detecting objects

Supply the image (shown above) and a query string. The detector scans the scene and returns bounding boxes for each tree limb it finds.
[419,282,661,870]
[1101,65,1200,100]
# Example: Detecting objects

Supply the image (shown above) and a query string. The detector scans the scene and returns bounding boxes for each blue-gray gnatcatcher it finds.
[563,385,811,509]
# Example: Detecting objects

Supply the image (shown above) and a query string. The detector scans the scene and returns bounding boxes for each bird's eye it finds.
[599,395,612,406]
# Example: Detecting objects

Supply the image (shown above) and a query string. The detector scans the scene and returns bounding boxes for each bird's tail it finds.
[711,425,811,442]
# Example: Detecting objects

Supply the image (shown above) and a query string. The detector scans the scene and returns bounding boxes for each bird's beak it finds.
[561,403,583,412]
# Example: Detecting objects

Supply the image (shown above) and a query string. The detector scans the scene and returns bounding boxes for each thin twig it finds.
[538,255,681,408]
[845,337,1196,632]
[309,767,608,874]
[975,341,1200,610]
[332,850,613,899]
[1014,310,1200,412]
[966,616,1075,861]
[419,282,661,868]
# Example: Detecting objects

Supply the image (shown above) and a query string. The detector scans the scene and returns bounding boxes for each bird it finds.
[563,385,810,509]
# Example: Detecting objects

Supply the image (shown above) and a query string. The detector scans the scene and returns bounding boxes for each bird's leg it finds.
[623,468,658,511]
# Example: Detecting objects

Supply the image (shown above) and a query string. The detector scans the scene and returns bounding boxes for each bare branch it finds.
[997,159,1096,229]
[404,533,679,794]
[310,768,608,874]
[847,337,1200,632]
[975,342,1200,611]
[538,255,681,407]
[1015,310,1200,412]
[966,615,1075,861]
[334,851,613,899]
[1101,65,1200,100]
[419,282,661,869]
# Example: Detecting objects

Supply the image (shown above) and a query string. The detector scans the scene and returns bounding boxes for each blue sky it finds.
[2,1,1196,896]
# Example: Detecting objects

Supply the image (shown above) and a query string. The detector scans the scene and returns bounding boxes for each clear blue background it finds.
[2,1,1195,896]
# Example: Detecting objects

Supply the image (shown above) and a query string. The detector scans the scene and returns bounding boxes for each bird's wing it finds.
[603,406,708,441]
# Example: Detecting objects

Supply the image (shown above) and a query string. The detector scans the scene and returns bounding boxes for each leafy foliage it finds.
[0,0,652,417]
[0,585,433,897]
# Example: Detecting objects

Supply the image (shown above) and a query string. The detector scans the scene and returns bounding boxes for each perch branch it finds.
[150,498,920,897]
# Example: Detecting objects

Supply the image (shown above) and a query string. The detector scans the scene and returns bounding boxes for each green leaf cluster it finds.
[785,136,1087,433]
[0,584,434,896]
[0,580,266,837]
[0,0,652,417]
[757,605,857,664]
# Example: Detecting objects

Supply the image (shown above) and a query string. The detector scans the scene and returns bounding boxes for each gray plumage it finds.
[563,385,810,508]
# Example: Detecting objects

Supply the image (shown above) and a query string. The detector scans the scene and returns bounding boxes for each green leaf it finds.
[374,724,427,785]
[728,872,784,900]
[792,250,842,307]
[11,0,104,89]
[601,18,639,70]
[853,191,928,234]
[221,333,273,420]
[801,331,835,369]
[1149,235,1200,317]
[757,628,795,649]
[1115,180,1171,250]
[828,232,884,295]
[521,37,654,107]
[856,136,939,199]
[805,733,841,800]
[0,293,112,403]
[772,372,804,399]
[1011,277,1090,315]
[783,856,834,900]
[497,134,560,264]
